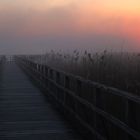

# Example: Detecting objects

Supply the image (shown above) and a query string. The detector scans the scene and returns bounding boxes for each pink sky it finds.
[0,0,140,54]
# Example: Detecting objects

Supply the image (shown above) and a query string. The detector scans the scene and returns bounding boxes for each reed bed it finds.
[27,51,140,94]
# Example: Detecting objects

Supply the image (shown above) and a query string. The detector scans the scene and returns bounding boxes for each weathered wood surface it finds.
[16,56,140,140]
[0,63,81,140]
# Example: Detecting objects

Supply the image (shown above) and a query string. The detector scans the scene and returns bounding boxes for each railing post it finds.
[15,55,140,140]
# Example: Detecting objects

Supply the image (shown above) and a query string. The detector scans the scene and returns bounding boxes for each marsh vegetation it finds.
[26,51,140,94]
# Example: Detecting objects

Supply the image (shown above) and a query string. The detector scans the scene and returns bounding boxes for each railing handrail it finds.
[15,56,140,140]
[18,56,140,104]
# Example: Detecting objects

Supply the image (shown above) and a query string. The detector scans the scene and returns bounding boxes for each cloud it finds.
[0,0,140,54]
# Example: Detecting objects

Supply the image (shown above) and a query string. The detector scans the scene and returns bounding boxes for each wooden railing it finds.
[15,56,140,140]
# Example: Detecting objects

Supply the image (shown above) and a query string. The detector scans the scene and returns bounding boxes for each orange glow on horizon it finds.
[0,0,140,46]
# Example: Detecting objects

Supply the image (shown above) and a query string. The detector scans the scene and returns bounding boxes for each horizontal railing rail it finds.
[15,56,140,140]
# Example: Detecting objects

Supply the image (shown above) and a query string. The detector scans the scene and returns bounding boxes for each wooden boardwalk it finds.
[0,62,81,140]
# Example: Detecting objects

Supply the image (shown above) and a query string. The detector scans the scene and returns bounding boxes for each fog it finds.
[0,0,140,54]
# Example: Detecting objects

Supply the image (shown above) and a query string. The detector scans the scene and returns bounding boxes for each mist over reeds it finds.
[26,50,140,95]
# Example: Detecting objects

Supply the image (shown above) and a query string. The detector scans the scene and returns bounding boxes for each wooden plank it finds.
[17,57,140,140]
[0,63,81,140]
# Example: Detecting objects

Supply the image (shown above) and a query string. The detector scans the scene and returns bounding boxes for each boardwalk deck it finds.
[0,62,81,140]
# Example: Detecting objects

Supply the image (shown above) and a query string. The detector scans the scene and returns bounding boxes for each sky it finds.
[0,0,140,54]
